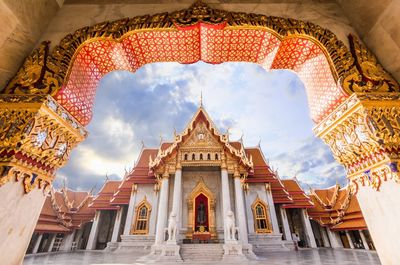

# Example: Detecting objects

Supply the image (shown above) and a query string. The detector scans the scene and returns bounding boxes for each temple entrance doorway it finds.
[186,177,217,243]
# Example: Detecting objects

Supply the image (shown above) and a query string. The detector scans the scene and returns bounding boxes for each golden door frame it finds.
[187,178,216,239]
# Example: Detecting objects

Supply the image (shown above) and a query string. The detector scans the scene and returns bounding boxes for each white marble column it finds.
[86,211,101,250]
[154,176,169,244]
[32,234,43,254]
[123,186,137,235]
[233,175,248,244]
[359,230,370,250]
[346,231,355,249]
[111,207,124,242]
[46,234,57,252]
[326,229,343,248]
[300,209,317,248]
[171,168,182,228]
[265,184,280,235]
[60,230,76,252]
[279,206,292,240]
[221,168,232,242]
[319,226,330,247]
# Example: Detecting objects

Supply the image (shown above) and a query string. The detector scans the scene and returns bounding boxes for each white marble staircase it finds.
[180,244,224,262]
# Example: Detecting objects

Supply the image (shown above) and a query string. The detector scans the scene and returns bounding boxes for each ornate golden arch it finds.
[187,177,216,239]
[3,1,398,118]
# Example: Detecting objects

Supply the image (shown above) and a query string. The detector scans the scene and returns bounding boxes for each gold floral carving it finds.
[343,35,399,93]
[3,1,396,97]
[4,42,61,95]
[0,95,87,192]
[315,93,400,191]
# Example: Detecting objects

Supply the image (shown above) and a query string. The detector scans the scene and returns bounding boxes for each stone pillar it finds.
[233,174,248,244]
[171,168,182,231]
[123,185,137,235]
[154,176,169,245]
[60,230,76,252]
[319,226,330,247]
[32,234,43,254]
[345,231,355,249]
[221,168,232,242]
[74,229,83,250]
[47,234,57,252]
[0,95,86,265]
[265,184,280,235]
[359,230,370,250]
[300,209,317,248]
[326,229,343,248]
[111,207,124,243]
[279,206,292,241]
[86,211,101,250]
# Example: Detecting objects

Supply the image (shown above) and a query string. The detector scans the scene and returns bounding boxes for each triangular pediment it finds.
[149,106,253,171]
[180,118,222,149]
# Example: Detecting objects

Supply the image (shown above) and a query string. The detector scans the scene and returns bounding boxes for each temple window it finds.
[207,153,211,160]
[132,199,151,234]
[184,154,188,161]
[192,153,196,160]
[252,199,271,233]
[200,153,203,160]
[215,153,219,160]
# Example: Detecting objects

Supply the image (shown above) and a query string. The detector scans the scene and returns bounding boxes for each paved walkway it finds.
[23,248,381,265]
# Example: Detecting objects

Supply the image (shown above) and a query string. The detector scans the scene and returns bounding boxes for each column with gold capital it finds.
[154,167,169,245]
[233,168,248,244]
[0,95,86,265]
[170,155,182,241]
[220,154,232,242]
[314,93,400,264]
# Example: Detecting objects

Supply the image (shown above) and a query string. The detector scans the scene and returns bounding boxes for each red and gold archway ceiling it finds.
[4,1,399,126]
[56,27,345,125]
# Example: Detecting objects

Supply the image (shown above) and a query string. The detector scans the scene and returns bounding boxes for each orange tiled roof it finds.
[110,148,158,205]
[307,185,367,231]
[89,180,121,210]
[281,179,314,208]
[35,187,95,233]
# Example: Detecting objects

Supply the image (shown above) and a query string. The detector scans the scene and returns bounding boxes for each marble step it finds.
[180,244,224,261]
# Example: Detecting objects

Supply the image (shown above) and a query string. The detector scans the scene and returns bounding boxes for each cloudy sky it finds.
[55,62,346,192]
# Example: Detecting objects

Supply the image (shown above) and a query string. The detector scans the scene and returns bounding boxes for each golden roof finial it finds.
[200,90,203,108]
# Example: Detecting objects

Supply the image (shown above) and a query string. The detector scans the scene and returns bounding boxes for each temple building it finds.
[26,105,376,260]
[26,188,95,254]
[307,184,375,250]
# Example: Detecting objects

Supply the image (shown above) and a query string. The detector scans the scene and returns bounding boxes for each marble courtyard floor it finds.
[23,248,381,265]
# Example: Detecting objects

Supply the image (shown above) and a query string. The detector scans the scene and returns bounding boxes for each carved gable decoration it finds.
[181,121,221,149]
[149,107,253,171]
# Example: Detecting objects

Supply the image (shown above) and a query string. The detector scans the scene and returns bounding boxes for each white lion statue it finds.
[224,210,236,241]
[167,212,177,242]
